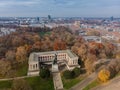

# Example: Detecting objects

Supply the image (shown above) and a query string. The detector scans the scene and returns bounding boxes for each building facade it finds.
[28,50,79,76]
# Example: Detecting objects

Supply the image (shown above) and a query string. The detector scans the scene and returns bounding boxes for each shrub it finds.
[40,68,50,79]
[63,67,80,79]
[73,67,80,77]
[63,70,72,79]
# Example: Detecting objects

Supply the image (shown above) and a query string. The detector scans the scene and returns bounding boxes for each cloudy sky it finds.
[0,0,120,17]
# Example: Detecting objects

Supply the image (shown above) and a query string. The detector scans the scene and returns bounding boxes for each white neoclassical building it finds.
[28,49,79,76]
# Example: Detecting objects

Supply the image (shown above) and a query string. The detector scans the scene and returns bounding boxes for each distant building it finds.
[0,28,16,37]
[28,50,79,76]
[110,16,114,21]
[102,34,119,41]
[36,17,40,23]
[74,21,80,27]
[108,29,113,32]
[79,30,87,36]
[83,36,102,43]
[48,15,52,22]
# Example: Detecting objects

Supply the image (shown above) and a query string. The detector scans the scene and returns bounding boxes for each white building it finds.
[0,28,16,37]
[28,50,79,76]
[102,34,113,40]
[83,36,102,43]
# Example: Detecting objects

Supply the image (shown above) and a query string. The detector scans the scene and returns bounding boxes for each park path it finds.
[70,72,97,90]
[0,75,39,81]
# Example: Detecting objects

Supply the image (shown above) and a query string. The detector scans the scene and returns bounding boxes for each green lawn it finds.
[0,80,12,89]
[62,75,86,90]
[15,63,28,77]
[0,76,54,90]
[83,80,100,90]
[26,76,54,90]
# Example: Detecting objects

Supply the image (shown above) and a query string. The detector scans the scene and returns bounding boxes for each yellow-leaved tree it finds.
[98,69,110,82]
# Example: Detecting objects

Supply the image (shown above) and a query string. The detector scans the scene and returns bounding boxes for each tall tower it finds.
[36,17,40,23]
[110,16,114,21]
[48,15,52,22]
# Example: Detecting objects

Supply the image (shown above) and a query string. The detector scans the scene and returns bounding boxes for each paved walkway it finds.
[0,75,39,81]
[52,72,64,90]
[70,72,97,90]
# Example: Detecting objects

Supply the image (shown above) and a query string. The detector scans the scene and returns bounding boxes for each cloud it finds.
[0,0,120,17]
[53,0,76,6]
[0,0,40,7]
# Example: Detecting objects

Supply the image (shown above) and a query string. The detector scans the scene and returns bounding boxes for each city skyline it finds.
[0,0,120,17]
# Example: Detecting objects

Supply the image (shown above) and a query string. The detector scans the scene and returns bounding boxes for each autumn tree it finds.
[104,43,116,58]
[31,41,42,52]
[116,51,120,59]
[84,54,97,74]
[12,36,25,47]
[78,44,88,61]
[107,59,120,78]
[98,69,110,82]
[71,46,79,54]
[53,40,66,51]
[0,60,12,77]
[24,44,32,55]
[33,34,40,42]
[16,46,27,63]
[5,50,16,61]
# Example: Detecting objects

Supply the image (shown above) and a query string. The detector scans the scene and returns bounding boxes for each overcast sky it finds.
[0,0,120,17]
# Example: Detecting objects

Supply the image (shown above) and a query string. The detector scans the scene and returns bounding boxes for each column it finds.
[29,64,32,70]
[32,65,34,70]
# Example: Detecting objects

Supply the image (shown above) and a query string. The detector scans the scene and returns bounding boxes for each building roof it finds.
[83,36,100,39]
[29,49,78,62]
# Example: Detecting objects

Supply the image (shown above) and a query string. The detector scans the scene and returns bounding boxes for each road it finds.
[70,72,97,90]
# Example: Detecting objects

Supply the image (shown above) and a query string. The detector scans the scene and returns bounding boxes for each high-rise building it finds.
[36,17,40,23]
[48,15,52,22]
[110,16,114,21]
[48,15,51,20]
